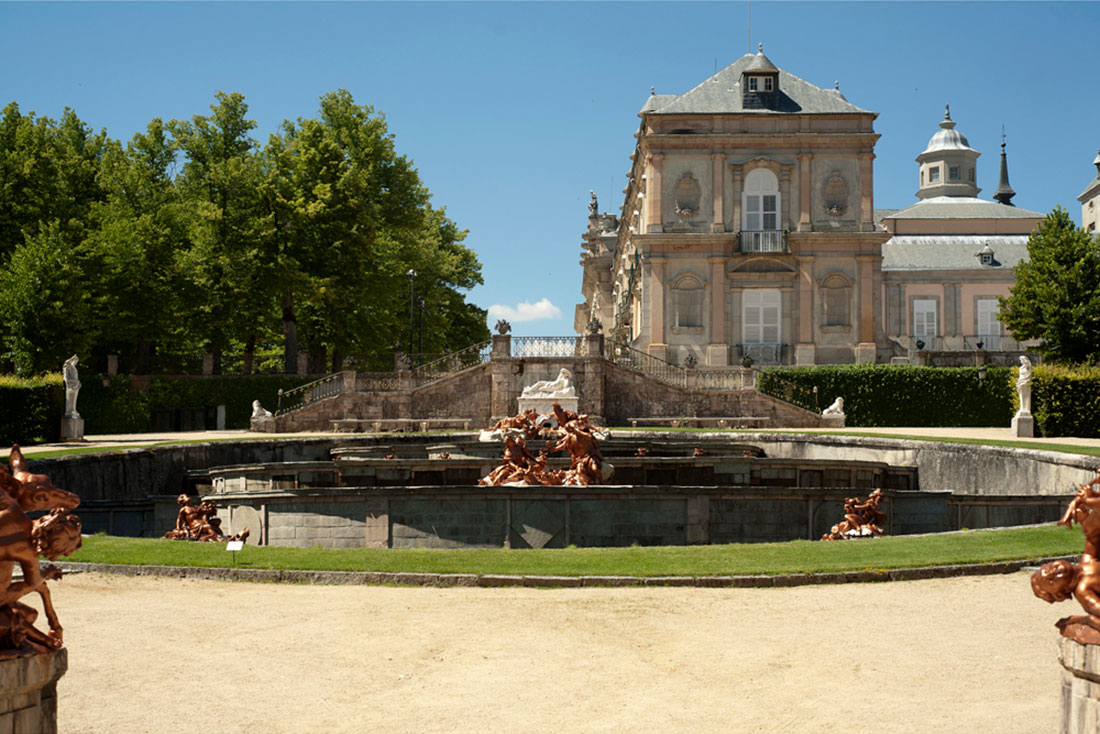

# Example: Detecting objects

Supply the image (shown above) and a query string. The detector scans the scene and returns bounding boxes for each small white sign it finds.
[225,540,244,552]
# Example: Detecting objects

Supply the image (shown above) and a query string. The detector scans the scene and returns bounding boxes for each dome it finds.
[920,105,977,155]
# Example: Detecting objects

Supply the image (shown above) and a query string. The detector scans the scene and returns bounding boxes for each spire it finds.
[993,128,1016,206]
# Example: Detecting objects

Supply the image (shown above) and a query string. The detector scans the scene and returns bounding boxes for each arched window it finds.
[742,168,780,232]
[821,274,851,326]
[672,276,703,329]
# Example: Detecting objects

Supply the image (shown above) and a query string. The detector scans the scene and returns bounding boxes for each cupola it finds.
[741,44,780,110]
[915,105,981,200]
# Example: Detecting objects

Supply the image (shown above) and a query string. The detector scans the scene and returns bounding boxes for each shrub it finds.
[758,364,1015,428]
[0,374,64,445]
[1032,365,1100,438]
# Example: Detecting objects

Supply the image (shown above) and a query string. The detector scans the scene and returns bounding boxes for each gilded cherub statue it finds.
[1031,470,1100,644]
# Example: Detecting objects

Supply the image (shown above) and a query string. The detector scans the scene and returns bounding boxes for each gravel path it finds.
[51,571,1064,733]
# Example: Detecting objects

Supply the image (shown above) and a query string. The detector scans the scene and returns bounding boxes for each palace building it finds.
[577,47,1042,365]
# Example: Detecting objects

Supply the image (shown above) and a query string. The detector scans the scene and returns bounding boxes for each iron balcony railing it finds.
[276,372,343,415]
[605,341,686,387]
[738,230,789,254]
[511,336,583,358]
[738,343,784,366]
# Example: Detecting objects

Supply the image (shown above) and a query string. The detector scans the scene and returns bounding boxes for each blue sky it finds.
[3,1,1098,338]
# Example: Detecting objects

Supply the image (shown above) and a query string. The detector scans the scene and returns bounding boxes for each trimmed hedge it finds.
[758,364,1015,428]
[1033,365,1100,438]
[0,374,64,445]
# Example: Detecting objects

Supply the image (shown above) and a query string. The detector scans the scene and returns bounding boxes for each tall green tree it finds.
[1000,206,1100,363]
[85,119,190,372]
[262,90,487,372]
[170,92,273,373]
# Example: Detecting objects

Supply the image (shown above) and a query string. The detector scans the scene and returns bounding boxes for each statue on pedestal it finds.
[1016,355,1033,416]
[520,368,577,399]
[62,356,80,418]
[164,495,249,543]
[0,446,82,656]
[1032,471,1100,644]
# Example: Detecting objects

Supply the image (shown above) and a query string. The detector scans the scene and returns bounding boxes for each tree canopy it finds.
[0,92,488,375]
[999,206,1100,364]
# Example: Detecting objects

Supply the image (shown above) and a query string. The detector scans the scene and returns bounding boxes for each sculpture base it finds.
[821,414,846,429]
[60,416,84,442]
[1059,635,1100,733]
[1012,413,1034,438]
[516,396,579,418]
[0,648,66,734]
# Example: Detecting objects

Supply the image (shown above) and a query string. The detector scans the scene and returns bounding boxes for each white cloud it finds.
[486,298,562,323]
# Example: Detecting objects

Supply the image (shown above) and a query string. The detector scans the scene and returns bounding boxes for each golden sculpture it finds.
[1031,471,1100,644]
[479,403,612,486]
[0,446,82,657]
[164,495,249,543]
[821,489,887,541]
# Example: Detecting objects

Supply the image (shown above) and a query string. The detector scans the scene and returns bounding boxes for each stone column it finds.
[711,153,725,232]
[798,153,813,231]
[795,255,816,365]
[730,165,743,237]
[707,257,728,366]
[648,256,668,361]
[779,166,793,231]
[856,255,876,363]
[0,649,67,733]
[582,333,606,425]
[859,152,875,231]
[646,153,665,234]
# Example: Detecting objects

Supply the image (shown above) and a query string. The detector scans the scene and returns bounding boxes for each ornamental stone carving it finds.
[674,172,701,221]
[823,171,850,217]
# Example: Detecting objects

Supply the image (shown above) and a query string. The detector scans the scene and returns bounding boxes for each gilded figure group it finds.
[479,402,612,487]
[821,489,887,541]
[0,445,82,656]
[164,495,249,543]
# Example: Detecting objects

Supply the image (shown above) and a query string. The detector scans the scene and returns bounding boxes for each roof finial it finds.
[650,85,655,96]
[994,128,1016,207]
[834,80,839,90]
[944,104,951,121]
[758,42,763,54]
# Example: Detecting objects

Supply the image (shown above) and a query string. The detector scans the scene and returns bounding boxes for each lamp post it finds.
[417,296,426,366]
[406,269,416,364]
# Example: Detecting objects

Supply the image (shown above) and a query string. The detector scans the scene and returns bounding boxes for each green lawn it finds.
[67,524,1078,577]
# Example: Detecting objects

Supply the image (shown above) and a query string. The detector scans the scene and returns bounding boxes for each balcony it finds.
[738,343,786,365]
[738,230,789,254]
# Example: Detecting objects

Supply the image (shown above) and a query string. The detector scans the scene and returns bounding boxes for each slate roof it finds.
[639,53,871,116]
[882,235,1029,271]
[884,196,1042,220]
[1079,174,1100,202]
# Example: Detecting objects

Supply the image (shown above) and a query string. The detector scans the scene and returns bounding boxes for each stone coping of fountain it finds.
[56,551,1074,589]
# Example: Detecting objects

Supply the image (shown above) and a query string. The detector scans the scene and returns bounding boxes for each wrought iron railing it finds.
[695,370,748,391]
[963,334,1025,351]
[755,369,819,414]
[605,341,686,387]
[511,336,583,358]
[738,230,789,253]
[739,343,784,365]
[412,339,491,382]
[276,373,344,415]
[895,335,944,352]
[356,372,399,392]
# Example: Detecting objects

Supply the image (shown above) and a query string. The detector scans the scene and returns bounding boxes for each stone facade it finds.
[580,47,888,367]
[1079,150,1100,237]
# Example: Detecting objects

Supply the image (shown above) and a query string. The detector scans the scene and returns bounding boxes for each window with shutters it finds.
[743,289,781,344]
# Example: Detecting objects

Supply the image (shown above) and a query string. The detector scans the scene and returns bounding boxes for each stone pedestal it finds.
[517,396,579,418]
[0,648,67,734]
[60,416,84,442]
[1059,636,1100,733]
[1012,412,1034,438]
[821,414,846,429]
[706,344,728,367]
[794,343,815,366]
[855,342,877,364]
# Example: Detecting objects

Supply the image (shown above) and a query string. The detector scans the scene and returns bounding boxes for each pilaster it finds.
[648,256,667,355]
[859,152,875,231]
[796,255,815,364]
[646,153,665,233]
[711,153,725,232]
[798,153,813,231]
